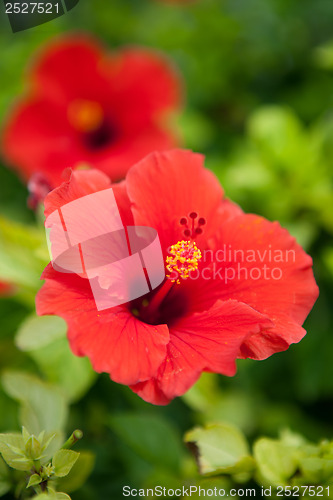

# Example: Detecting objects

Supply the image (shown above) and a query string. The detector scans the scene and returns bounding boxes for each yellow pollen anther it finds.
[166,240,202,284]
[68,99,104,133]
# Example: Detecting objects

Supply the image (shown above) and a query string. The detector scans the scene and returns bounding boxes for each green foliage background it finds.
[0,0,332,498]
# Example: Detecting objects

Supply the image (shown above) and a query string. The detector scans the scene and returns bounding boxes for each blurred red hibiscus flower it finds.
[2,35,182,187]
[36,150,319,405]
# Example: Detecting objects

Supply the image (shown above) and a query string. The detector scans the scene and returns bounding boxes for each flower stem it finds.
[61,429,83,450]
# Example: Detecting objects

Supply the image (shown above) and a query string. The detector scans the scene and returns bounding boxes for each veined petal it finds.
[131,299,273,404]
[36,266,169,385]
[187,214,319,359]
[126,149,224,251]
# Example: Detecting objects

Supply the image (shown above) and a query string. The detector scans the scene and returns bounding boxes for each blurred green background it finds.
[0,0,332,498]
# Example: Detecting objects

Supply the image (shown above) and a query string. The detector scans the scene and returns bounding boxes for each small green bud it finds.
[41,463,55,479]
[25,435,42,460]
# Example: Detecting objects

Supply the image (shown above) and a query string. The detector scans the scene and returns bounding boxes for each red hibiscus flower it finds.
[36,150,319,405]
[2,35,182,187]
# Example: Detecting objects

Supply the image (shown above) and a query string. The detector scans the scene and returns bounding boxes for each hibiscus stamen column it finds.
[139,240,202,321]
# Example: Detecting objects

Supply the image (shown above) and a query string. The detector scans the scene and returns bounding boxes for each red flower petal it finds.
[31,38,182,116]
[44,168,134,227]
[131,299,273,404]
[30,34,111,102]
[188,214,319,359]
[84,125,179,182]
[44,168,110,216]
[129,379,171,406]
[126,149,224,250]
[2,97,81,184]
[36,265,169,385]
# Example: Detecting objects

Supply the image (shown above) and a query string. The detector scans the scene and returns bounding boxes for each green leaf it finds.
[313,40,333,70]
[110,413,184,472]
[53,450,80,478]
[247,106,304,168]
[27,474,42,488]
[16,315,96,402]
[183,373,259,434]
[182,373,219,412]
[22,427,30,445]
[37,431,46,445]
[184,422,253,476]
[43,485,71,498]
[41,433,57,454]
[2,371,68,435]
[57,451,95,493]
[280,429,307,448]
[56,494,71,500]
[254,437,300,486]
[16,315,67,351]
[0,216,47,290]
[299,457,333,484]
[5,443,25,457]
[0,433,33,471]
[0,457,11,496]
[296,440,333,484]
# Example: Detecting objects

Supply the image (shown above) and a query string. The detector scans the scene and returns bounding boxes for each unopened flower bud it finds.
[25,436,42,460]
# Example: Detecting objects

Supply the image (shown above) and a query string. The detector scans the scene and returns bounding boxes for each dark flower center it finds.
[131,239,202,326]
[68,99,118,150]
[83,120,118,150]
[131,285,190,327]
